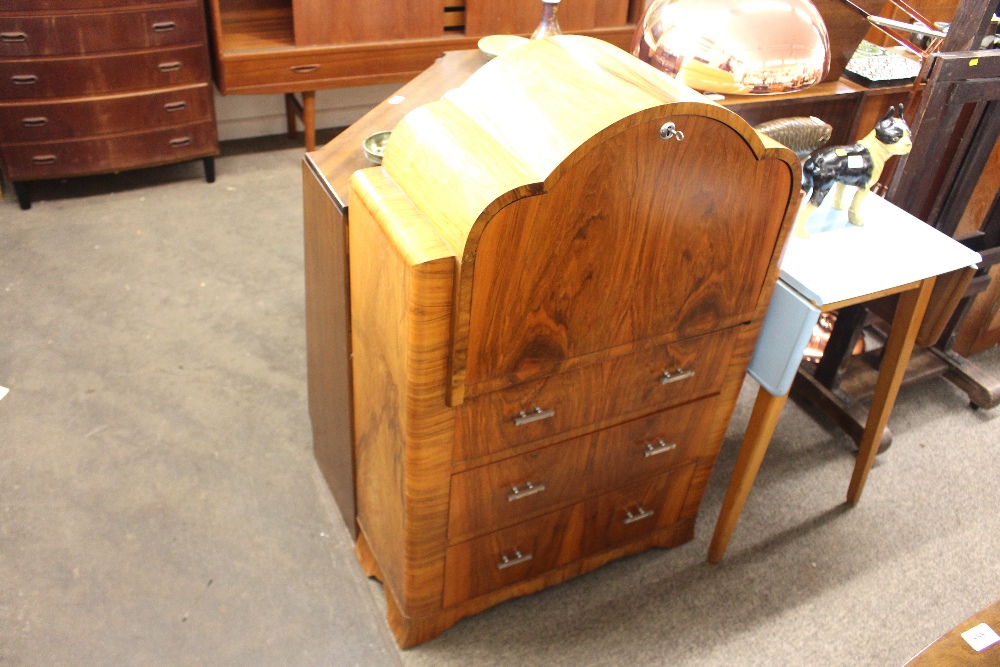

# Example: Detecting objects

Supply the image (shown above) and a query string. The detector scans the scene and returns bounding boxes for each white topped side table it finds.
[708,193,981,564]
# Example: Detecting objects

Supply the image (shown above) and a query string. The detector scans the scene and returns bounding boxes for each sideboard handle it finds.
[169,137,192,147]
[32,154,57,165]
[513,406,555,426]
[163,101,187,112]
[158,61,182,72]
[659,368,695,385]
[623,507,655,525]
[290,64,320,74]
[10,74,38,85]
[152,21,176,32]
[1,32,28,43]
[497,549,533,570]
[643,439,677,457]
[22,116,48,127]
[507,481,545,502]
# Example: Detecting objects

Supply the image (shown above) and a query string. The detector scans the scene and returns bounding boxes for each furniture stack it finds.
[0,0,218,209]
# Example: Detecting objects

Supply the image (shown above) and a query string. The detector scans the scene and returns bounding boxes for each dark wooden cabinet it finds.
[0,0,219,209]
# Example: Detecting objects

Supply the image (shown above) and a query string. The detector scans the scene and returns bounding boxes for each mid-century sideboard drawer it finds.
[0,4,204,58]
[6,0,180,11]
[442,465,695,607]
[0,45,210,100]
[453,326,738,463]
[1,120,216,180]
[0,84,213,141]
[448,394,718,542]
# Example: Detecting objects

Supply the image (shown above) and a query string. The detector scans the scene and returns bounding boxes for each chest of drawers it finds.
[343,37,801,648]
[0,0,218,209]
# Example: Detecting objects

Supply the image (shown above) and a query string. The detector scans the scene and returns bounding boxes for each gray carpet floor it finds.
[1,136,998,667]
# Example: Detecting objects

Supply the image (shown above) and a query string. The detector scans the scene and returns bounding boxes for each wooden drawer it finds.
[0,4,205,58]
[0,84,213,141]
[448,395,717,541]
[442,465,695,607]
[0,45,210,99]
[221,40,448,93]
[1,120,216,180]
[5,0,181,10]
[454,326,738,463]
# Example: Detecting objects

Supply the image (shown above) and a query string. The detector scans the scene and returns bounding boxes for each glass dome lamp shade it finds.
[631,0,831,95]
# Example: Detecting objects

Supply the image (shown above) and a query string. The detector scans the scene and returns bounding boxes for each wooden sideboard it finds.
[0,0,219,210]
[206,0,644,150]
[305,37,802,647]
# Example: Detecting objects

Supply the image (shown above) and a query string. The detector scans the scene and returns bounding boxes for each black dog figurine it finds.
[794,105,912,239]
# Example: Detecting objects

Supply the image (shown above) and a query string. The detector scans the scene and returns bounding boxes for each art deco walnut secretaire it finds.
[0,0,219,209]
[335,36,800,647]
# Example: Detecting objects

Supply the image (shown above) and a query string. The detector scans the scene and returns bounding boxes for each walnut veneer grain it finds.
[341,37,800,646]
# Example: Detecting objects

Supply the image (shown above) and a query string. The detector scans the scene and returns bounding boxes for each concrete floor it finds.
[2,136,999,666]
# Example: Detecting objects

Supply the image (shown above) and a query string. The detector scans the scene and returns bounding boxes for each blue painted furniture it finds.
[709,193,981,563]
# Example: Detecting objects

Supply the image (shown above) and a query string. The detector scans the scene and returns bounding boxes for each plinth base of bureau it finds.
[356,517,695,648]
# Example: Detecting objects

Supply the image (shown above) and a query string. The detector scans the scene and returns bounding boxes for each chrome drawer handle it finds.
[163,101,187,112]
[158,61,182,72]
[1,32,28,43]
[11,74,38,85]
[623,507,655,525]
[290,64,320,74]
[497,549,533,570]
[152,21,177,32]
[507,481,545,502]
[643,439,677,457]
[22,116,48,127]
[32,154,57,165]
[659,368,695,385]
[170,137,192,147]
[513,406,555,426]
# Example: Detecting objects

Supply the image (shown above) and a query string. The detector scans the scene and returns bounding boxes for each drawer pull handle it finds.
[513,406,555,426]
[497,549,533,570]
[507,481,545,502]
[11,74,38,85]
[170,137,192,147]
[290,64,320,74]
[22,116,48,128]
[644,439,677,457]
[164,101,187,112]
[32,154,57,165]
[623,507,655,525]
[659,368,695,385]
[152,21,177,32]
[158,61,182,72]
[1,32,28,43]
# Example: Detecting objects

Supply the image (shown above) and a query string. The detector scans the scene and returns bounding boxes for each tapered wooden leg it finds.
[284,93,297,139]
[847,277,936,505]
[202,157,215,183]
[302,90,317,152]
[709,385,789,564]
[13,181,31,210]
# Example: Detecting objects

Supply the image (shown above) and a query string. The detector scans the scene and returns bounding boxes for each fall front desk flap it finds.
[348,35,802,405]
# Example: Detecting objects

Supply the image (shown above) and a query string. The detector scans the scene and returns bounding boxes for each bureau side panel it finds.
[303,161,356,537]
[349,170,456,618]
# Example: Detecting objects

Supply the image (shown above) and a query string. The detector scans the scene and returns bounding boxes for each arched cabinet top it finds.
[371,35,800,404]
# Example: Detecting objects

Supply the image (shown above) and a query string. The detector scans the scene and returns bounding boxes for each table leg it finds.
[847,277,936,505]
[709,385,789,564]
[284,93,298,140]
[302,91,317,152]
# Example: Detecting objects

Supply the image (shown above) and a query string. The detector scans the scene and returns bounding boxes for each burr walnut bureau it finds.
[303,37,801,647]
[0,0,219,209]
